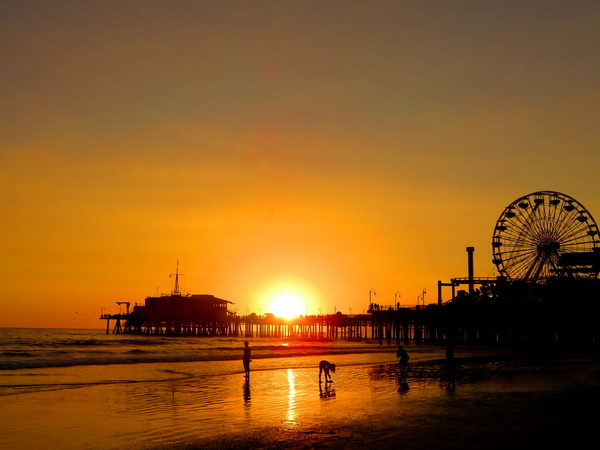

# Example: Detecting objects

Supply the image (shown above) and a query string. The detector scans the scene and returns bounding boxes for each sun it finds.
[270,294,306,319]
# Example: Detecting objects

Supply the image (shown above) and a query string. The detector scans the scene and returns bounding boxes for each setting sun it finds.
[270,294,306,319]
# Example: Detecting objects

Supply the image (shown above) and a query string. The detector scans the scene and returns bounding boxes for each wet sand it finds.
[151,351,600,450]
[2,348,599,449]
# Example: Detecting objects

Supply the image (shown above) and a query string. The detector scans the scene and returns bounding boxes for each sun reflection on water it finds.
[286,369,297,427]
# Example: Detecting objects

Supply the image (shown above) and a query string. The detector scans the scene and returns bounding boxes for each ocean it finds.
[2,328,585,449]
[0,328,412,397]
[0,327,442,449]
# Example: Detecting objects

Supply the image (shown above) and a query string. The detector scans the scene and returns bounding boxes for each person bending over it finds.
[319,360,336,382]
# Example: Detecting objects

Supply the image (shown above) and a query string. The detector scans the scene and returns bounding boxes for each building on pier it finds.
[101,292,236,336]
[101,264,237,335]
[129,293,235,335]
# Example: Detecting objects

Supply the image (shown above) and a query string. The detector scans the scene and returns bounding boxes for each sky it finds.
[1,0,600,328]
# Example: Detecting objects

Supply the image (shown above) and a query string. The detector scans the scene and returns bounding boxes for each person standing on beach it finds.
[243,341,251,378]
[396,345,409,373]
[444,339,456,390]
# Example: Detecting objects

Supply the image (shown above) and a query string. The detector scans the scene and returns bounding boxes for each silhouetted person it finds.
[319,360,336,382]
[396,346,410,392]
[243,341,251,378]
[396,345,409,374]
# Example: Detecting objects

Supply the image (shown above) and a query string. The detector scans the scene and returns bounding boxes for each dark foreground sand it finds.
[154,351,600,450]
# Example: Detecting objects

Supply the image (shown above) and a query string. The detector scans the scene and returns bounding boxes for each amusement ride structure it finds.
[492,191,599,284]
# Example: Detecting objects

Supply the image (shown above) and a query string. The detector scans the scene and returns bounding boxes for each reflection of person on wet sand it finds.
[319,380,336,398]
[443,339,456,390]
[397,373,410,393]
[319,360,335,382]
[243,341,251,378]
[442,369,456,391]
[243,378,251,404]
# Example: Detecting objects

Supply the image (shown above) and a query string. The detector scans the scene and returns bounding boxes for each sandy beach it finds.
[156,351,600,450]
[2,345,599,450]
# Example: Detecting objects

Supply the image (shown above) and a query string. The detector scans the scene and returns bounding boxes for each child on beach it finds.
[396,345,409,373]
[319,360,336,382]
[243,341,251,378]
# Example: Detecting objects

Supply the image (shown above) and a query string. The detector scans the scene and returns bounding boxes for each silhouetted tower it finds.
[170,261,183,295]
[466,247,475,295]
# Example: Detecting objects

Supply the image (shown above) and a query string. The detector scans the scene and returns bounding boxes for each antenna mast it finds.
[170,261,183,295]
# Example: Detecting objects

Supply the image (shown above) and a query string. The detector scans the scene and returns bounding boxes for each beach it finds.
[1,330,599,449]
[154,353,600,450]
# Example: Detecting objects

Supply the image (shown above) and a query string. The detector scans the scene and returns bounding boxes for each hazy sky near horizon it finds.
[1,0,600,328]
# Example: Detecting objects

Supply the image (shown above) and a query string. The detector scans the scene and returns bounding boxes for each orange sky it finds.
[1,1,600,328]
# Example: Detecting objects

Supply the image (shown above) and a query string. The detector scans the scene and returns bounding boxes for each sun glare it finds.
[270,294,306,319]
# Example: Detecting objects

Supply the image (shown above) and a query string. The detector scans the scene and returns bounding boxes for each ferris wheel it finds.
[492,191,600,283]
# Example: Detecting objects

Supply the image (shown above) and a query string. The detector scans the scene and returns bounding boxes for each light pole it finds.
[395,291,401,309]
[422,288,427,307]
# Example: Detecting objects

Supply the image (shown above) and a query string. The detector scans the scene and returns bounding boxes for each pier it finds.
[100,284,600,346]
[101,307,437,345]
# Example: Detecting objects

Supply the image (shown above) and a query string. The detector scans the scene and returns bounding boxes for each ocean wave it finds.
[1,351,35,357]
[0,368,196,396]
[0,345,393,371]
[0,329,405,373]
[16,338,175,349]
[0,355,200,370]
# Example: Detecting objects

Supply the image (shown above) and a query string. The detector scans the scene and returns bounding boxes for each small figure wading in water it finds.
[396,345,409,374]
[243,341,251,378]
